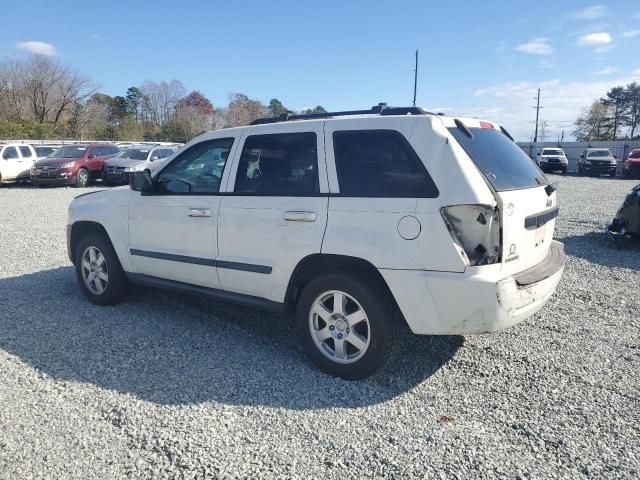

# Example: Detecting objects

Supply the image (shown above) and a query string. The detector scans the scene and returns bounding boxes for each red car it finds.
[622,149,640,179]
[31,143,119,187]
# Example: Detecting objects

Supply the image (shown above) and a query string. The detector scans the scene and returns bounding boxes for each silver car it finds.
[102,146,175,185]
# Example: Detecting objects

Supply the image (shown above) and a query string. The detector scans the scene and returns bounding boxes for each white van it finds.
[66,105,565,379]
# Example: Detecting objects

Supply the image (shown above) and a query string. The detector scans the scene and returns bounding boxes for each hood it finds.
[34,157,82,166]
[105,157,140,168]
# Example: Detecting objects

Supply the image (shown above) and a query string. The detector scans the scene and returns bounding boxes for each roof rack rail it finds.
[250,103,433,125]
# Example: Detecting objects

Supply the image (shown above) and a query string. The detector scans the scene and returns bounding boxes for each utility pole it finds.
[533,88,542,143]
[412,49,418,107]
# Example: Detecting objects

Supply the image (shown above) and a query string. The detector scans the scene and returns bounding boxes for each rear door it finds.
[216,122,328,302]
[447,121,557,275]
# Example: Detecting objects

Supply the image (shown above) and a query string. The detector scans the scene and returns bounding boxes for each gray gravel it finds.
[0,176,639,479]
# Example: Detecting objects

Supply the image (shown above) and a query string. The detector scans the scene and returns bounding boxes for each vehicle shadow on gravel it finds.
[0,267,463,409]
[558,231,640,270]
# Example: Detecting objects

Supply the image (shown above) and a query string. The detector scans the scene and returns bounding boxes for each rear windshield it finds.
[50,146,87,158]
[448,127,546,191]
[587,150,611,157]
[542,149,563,156]
[630,151,640,159]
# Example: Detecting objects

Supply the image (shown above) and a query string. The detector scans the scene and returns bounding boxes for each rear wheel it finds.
[74,233,129,305]
[75,168,89,187]
[295,273,396,379]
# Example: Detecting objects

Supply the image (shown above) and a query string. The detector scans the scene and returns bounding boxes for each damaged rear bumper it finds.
[379,241,566,335]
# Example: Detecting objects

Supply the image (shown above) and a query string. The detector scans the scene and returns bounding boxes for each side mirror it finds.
[129,170,153,192]
[87,153,97,159]
[580,154,585,159]
[613,155,618,159]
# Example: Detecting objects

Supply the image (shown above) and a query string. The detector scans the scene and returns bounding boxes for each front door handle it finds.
[284,210,317,222]
[188,208,212,217]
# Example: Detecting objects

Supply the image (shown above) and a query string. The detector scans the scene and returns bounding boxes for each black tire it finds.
[295,272,396,380]
[75,168,89,187]
[561,166,567,174]
[74,233,129,306]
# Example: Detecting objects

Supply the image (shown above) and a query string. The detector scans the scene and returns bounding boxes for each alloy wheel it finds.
[309,290,371,364]
[81,246,109,295]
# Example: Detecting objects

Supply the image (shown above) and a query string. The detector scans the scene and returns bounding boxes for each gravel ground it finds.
[0,176,639,479]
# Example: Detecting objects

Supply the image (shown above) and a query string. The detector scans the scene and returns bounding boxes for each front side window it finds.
[234,133,318,195]
[156,138,234,193]
[19,146,33,158]
[2,147,18,160]
[333,130,438,197]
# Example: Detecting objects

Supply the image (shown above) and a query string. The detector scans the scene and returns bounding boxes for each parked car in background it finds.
[102,146,175,185]
[0,143,37,185]
[66,105,565,379]
[578,148,617,177]
[622,149,640,179]
[536,147,568,174]
[33,145,60,160]
[31,143,119,187]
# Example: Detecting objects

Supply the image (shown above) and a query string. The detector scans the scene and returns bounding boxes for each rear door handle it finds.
[188,208,212,217]
[284,210,317,222]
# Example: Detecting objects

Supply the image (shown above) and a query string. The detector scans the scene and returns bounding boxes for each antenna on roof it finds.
[412,49,419,107]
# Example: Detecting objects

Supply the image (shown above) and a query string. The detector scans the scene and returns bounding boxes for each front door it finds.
[217,123,329,302]
[128,137,237,289]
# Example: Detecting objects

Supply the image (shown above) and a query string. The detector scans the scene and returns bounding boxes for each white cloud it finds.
[622,30,640,38]
[469,71,640,141]
[16,41,57,56]
[571,5,607,20]
[514,37,554,55]
[538,59,555,69]
[593,66,620,75]
[577,32,613,46]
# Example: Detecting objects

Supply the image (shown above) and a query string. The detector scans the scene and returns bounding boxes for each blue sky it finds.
[2,0,640,140]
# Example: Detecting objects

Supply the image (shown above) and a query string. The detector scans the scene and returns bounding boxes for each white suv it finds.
[0,143,37,185]
[66,106,566,379]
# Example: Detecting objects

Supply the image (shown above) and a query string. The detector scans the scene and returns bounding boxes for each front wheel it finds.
[75,168,89,187]
[74,234,129,305]
[295,273,396,379]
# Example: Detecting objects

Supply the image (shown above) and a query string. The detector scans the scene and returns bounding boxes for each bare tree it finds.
[1,54,95,126]
[140,79,186,126]
[226,93,265,127]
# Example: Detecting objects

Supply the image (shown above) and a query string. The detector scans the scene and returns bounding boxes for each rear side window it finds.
[19,146,33,158]
[333,130,438,197]
[630,151,640,159]
[234,133,319,195]
[448,127,546,191]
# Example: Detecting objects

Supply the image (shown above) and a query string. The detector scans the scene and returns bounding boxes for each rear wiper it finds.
[454,118,474,139]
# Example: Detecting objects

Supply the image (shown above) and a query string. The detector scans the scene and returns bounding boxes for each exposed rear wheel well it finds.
[70,221,111,264]
[285,254,401,318]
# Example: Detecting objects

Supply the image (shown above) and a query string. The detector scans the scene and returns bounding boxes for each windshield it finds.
[629,151,640,159]
[118,148,150,161]
[34,147,56,156]
[587,150,611,158]
[50,146,87,158]
[448,127,546,191]
[542,149,563,156]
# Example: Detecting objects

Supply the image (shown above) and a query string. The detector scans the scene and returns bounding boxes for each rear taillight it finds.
[441,204,501,266]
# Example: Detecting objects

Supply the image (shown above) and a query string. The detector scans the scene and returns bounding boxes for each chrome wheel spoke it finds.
[312,303,332,322]
[346,309,367,327]
[333,338,346,360]
[315,326,332,343]
[97,270,108,282]
[88,248,97,263]
[81,245,109,295]
[332,292,345,315]
[96,254,105,267]
[82,259,91,271]
[346,332,367,352]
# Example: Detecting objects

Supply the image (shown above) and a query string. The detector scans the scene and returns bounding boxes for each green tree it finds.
[302,105,328,115]
[110,96,128,123]
[125,86,143,120]
[573,101,612,141]
[268,98,288,116]
[601,86,629,139]
[624,82,640,138]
